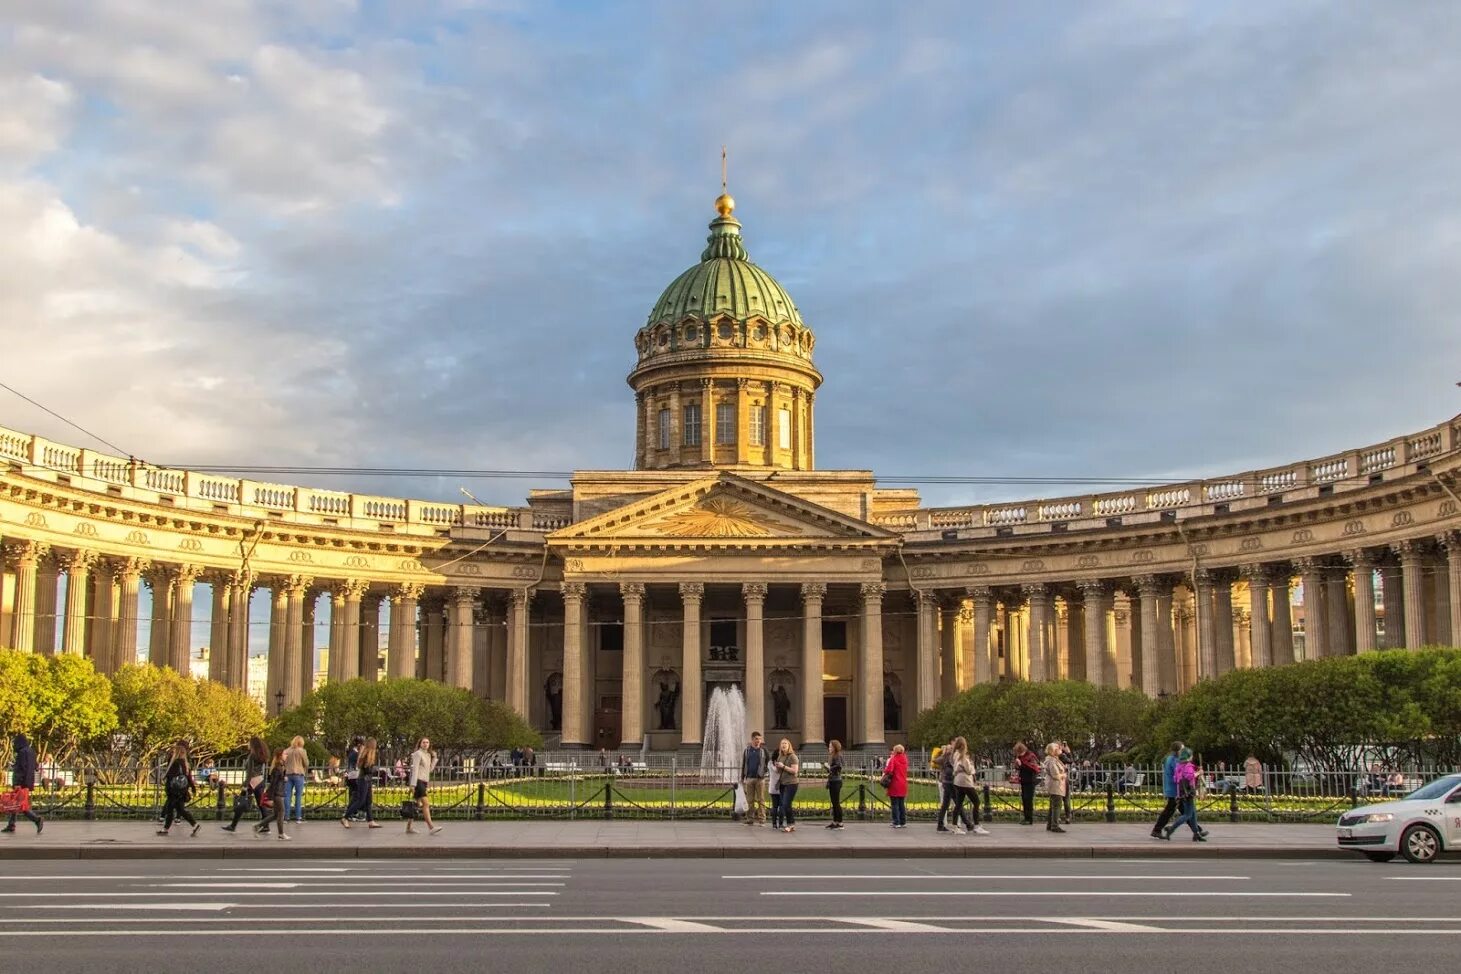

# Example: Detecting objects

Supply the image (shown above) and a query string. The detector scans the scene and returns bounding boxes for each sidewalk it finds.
[0,820,1344,860]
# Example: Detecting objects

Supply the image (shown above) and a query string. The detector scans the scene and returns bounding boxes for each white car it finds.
[1337,773,1461,863]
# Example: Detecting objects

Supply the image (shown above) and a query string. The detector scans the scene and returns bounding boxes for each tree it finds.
[0,649,117,767]
[108,664,265,778]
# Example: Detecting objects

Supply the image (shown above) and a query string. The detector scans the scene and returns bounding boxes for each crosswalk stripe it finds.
[843,918,950,932]
[761,891,1347,898]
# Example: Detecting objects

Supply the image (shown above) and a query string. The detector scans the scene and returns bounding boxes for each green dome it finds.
[647,214,803,327]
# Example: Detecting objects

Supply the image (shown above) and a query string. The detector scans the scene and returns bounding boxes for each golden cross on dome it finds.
[715,145,735,217]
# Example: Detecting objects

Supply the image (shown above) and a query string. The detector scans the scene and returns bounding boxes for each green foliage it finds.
[108,664,265,773]
[0,649,117,765]
[272,678,540,761]
[909,680,1153,762]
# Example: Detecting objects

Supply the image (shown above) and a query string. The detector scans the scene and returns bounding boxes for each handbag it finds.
[400,799,419,821]
[879,772,893,790]
[167,773,190,796]
[232,788,253,813]
[0,788,29,814]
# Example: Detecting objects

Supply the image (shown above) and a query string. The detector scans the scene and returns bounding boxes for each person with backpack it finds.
[824,740,845,830]
[1162,747,1209,842]
[1042,742,1067,833]
[1012,742,1040,825]
[1151,741,1183,839]
[883,744,909,828]
[949,736,990,835]
[265,748,290,840]
[934,740,956,833]
[222,736,271,833]
[157,741,201,837]
[406,737,442,835]
[340,737,381,829]
[2,733,43,834]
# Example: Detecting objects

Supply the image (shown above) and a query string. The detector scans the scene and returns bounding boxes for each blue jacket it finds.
[12,744,37,790]
[1161,753,1178,798]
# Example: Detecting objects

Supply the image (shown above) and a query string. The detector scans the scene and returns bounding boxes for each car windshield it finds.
[1404,776,1461,802]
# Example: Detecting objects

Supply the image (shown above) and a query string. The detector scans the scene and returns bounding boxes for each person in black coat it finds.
[158,741,201,836]
[3,733,43,833]
[222,736,271,833]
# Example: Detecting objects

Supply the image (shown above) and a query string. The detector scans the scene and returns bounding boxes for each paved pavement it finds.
[0,818,1346,859]
[3,855,1458,974]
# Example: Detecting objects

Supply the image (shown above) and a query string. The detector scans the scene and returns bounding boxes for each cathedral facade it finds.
[3,192,1461,751]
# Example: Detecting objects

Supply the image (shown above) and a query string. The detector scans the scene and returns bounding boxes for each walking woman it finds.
[1042,742,1067,833]
[2,733,43,834]
[767,751,783,829]
[1013,742,1040,825]
[1162,747,1209,842]
[824,740,845,830]
[265,748,290,840]
[949,737,990,835]
[340,737,382,828]
[884,744,909,828]
[222,735,271,833]
[406,737,443,835]
[157,741,201,837]
[773,739,799,833]
[283,735,309,824]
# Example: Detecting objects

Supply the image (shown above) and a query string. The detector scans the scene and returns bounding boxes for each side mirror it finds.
[1446,789,1461,805]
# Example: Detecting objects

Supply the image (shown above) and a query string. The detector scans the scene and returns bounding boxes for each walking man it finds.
[1151,740,1183,839]
[740,731,768,826]
[2,733,43,834]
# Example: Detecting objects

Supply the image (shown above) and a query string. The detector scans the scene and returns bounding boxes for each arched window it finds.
[657,407,670,450]
[715,402,736,445]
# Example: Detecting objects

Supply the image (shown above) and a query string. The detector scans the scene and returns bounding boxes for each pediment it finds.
[548,474,894,546]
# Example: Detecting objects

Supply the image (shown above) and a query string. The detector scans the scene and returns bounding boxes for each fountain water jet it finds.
[700,684,746,783]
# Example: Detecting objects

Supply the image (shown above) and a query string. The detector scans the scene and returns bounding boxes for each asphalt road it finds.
[3,855,1457,973]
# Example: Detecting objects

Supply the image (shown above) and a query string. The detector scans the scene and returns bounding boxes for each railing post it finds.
[670,757,676,821]
[475,781,485,821]
[603,775,613,820]
[857,782,868,822]
[1105,781,1116,823]
[84,780,96,821]
[216,779,226,820]
[1229,788,1239,823]
[983,783,993,821]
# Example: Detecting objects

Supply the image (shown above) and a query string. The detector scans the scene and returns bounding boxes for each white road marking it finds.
[723,875,1250,881]
[625,918,724,932]
[1388,877,1461,881]
[843,918,950,932]
[138,882,564,888]
[12,903,237,912]
[761,891,1348,898]
[1048,918,1164,932]
[0,912,555,922]
[0,892,557,898]
[1,926,1458,938]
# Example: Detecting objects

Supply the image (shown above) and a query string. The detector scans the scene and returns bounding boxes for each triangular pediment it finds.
[548,473,895,546]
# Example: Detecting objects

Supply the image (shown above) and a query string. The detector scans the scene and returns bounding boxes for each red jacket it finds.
[883,751,909,798]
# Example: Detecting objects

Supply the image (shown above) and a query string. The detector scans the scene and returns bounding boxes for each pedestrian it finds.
[1243,753,1264,795]
[2,733,43,834]
[1151,740,1183,840]
[773,739,799,833]
[1013,742,1040,825]
[265,748,290,840]
[930,743,948,830]
[767,745,783,829]
[949,736,990,835]
[283,735,309,824]
[341,737,381,828]
[740,731,768,826]
[344,735,363,818]
[221,735,269,833]
[824,740,845,830]
[884,744,909,828]
[406,737,442,835]
[1163,747,1209,841]
[157,741,201,837]
[1058,742,1075,823]
[1042,742,1067,833]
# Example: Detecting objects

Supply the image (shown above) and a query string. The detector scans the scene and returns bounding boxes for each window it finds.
[657,407,670,450]
[778,407,791,450]
[600,622,623,653]
[715,402,736,445]
[683,403,701,446]
[749,405,765,446]
[822,620,847,651]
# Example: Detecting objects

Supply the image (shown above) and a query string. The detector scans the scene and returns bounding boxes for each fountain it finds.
[700,684,746,783]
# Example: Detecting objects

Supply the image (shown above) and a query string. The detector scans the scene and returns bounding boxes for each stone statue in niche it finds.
[545,673,563,731]
[770,683,791,730]
[656,678,680,730]
[883,680,902,731]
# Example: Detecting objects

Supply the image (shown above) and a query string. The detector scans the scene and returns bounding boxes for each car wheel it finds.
[1362,852,1396,863]
[1399,824,1441,864]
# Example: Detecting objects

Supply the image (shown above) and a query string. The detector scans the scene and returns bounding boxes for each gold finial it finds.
[715,144,734,216]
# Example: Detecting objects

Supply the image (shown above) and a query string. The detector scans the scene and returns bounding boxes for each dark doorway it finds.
[823,696,849,747]
[709,620,739,661]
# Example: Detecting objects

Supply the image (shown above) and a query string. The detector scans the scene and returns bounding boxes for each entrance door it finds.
[823,696,849,747]
[594,696,621,751]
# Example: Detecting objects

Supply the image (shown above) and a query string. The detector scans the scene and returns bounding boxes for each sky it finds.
[3,0,1461,516]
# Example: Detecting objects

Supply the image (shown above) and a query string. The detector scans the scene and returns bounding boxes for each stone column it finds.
[559,582,586,746]
[1134,575,1163,697]
[386,583,422,680]
[169,565,201,673]
[145,565,175,667]
[300,591,318,694]
[113,558,145,669]
[1112,591,1134,688]
[1078,581,1110,687]
[281,575,312,708]
[325,585,345,683]
[1395,541,1428,649]
[1212,571,1235,675]
[448,586,480,693]
[735,379,752,465]
[1296,557,1328,659]
[33,552,60,654]
[1054,598,1073,681]
[800,582,826,745]
[88,558,118,673]
[1326,566,1353,656]
[359,594,382,681]
[61,550,95,656]
[618,583,644,747]
[913,590,939,713]
[1345,551,1377,653]
[227,575,253,692]
[1234,608,1252,669]
[743,582,767,736]
[1154,582,1177,693]
[417,597,441,681]
[507,588,534,717]
[1239,565,1271,668]
[1441,533,1461,650]
[1022,584,1050,682]
[1271,570,1295,664]
[858,581,885,747]
[336,580,365,682]
[265,581,288,709]
[677,582,704,747]
[208,576,231,682]
[3,541,45,652]
[700,378,714,464]
[970,586,994,686]
[1193,569,1217,680]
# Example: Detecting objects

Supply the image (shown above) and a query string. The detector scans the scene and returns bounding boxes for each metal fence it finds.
[14,758,1458,824]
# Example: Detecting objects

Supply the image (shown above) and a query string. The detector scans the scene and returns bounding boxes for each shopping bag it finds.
[732,784,748,817]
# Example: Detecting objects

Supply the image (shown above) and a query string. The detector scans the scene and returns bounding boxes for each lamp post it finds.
[274,689,284,716]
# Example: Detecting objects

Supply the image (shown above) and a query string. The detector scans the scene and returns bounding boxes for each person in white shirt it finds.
[406,738,442,835]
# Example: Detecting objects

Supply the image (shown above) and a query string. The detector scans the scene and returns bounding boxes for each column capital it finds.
[510,587,538,607]
[1435,530,1461,553]
[2,539,49,568]
[858,580,886,602]
[452,585,482,606]
[1133,573,1167,596]
[700,377,713,390]
[144,564,176,589]
[335,578,370,600]
[1239,563,1271,585]
[1344,548,1378,569]
[60,549,98,574]
[391,581,423,601]
[742,581,768,603]
[561,581,587,601]
[910,589,940,608]
[1078,578,1112,599]
[799,581,827,602]
[967,584,994,604]
[1021,582,1049,599]
[678,581,705,603]
[175,564,204,585]
[618,581,645,602]
[106,555,149,581]
[1393,539,1429,564]
[287,574,317,597]
[1293,555,1327,573]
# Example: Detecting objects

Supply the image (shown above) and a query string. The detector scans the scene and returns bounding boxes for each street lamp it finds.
[274,689,284,716]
